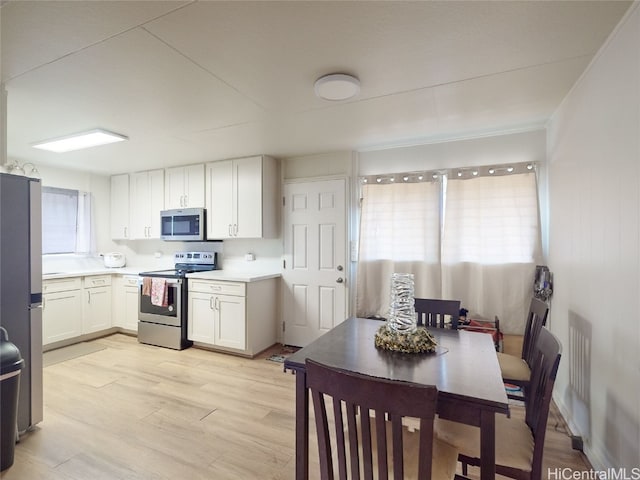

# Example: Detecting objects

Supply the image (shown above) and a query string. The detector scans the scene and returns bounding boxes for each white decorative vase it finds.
[387,273,416,333]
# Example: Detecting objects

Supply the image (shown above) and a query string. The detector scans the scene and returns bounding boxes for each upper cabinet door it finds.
[130,169,164,239]
[205,156,279,240]
[234,156,263,238]
[129,172,150,239]
[206,160,234,239]
[148,169,165,238]
[165,164,205,209]
[165,167,186,209]
[110,174,130,240]
[184,164,205,208]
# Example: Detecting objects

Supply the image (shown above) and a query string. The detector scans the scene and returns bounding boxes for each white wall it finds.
[282,151,353,179]
[547,3,640,470]
[358,129,546,175]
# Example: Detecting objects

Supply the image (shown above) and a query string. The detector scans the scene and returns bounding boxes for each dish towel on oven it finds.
[142,277,152,296]
[150,278,169,307]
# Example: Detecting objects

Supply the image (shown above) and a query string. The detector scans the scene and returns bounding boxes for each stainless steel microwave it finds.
[160,208,205,241]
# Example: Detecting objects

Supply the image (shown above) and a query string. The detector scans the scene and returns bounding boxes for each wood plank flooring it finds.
[1,333,589,479]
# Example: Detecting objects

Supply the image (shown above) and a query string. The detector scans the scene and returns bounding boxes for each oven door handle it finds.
[138,277,183,287]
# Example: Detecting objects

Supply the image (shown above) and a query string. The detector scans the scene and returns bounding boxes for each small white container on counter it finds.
[103,252,126,268]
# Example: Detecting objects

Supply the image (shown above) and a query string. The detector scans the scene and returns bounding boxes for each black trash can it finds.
[0,327,25,471]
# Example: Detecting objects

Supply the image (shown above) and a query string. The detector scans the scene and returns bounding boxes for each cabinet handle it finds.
[209,296,214,310]
[233,224,238,236]
[88,291,91,304]
[184,195,188,207]
[228,224,232,236]
[214,297,220,310]
[124,227,128,238]
[180,195,185,207]
[42,298,45,311]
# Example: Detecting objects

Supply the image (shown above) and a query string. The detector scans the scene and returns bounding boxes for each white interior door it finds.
[283,178,347,347]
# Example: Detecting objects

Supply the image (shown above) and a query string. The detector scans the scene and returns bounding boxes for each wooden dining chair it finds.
[306,359,459,480]
[414,298,461,329]
[435,325,562,480]
[497,297,549,399]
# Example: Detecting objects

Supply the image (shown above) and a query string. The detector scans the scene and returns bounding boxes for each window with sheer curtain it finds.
[356,169,542,333]
[42,187,92,254]
[357,181,441,317]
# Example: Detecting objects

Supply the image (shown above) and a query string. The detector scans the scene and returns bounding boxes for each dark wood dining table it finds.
[284,317,509,480]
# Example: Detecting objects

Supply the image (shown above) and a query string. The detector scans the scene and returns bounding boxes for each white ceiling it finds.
[1,0,632,175]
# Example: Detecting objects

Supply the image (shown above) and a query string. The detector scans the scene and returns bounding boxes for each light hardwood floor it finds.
[2,333,589,480]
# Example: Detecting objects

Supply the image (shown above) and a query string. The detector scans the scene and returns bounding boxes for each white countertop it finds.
[186,270,281,282]
[43,268,281,283]
[43,267,142,280]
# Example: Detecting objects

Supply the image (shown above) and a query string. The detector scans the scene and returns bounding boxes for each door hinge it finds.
[282,196,285,207]
[283,259,286,269]
[282,321,286,332]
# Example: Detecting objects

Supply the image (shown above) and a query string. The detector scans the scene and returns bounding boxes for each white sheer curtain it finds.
[356,170,542,333]
[442,173,542,333]
[42,187,92,254]
[356,181,441,317]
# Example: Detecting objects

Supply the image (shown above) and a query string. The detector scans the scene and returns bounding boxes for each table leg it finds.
[479,410,496,480]
[295,369,309,480]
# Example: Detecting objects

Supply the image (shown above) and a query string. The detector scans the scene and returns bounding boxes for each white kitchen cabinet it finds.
[43,278,83,346]
[214,294,245,349]
[188,280,246,350]
[82,275,112,334]
[112,275,139,332]
[205,155,279,239]
[110,174,130,239]
[130,169,164,239]
[188,291,217,343]
[188,278,277,356]
[165,164,205,209]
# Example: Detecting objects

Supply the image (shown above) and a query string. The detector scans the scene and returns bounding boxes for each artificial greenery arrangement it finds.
[374,324,437,353]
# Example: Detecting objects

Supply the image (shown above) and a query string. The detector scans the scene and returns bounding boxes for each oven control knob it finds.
[168,306,174,312]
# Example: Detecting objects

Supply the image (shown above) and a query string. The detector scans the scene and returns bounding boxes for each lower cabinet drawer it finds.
[189,280,245,296]
[43,277,82,294]
[83,275,112,288]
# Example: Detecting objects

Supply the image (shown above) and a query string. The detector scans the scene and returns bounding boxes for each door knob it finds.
[336,277,344,283]
[337,265,343,271]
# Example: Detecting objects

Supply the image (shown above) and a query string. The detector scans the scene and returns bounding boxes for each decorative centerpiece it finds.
[375,273,437,353]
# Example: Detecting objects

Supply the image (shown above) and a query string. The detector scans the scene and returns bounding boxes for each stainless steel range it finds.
[138,251,218,350]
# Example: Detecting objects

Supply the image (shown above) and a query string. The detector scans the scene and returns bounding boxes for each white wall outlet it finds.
[245,253,255,262]
[154,251,162,259]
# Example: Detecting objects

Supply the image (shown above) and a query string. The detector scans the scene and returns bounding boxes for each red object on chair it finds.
[459,317,503,351]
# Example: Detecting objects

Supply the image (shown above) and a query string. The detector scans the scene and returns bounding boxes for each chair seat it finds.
[435,415,534,472]
[497,352,531,382]
[373,419,459,479]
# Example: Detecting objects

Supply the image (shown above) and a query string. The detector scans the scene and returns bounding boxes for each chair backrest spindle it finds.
[414,298,461,329]
[307,359,443,480]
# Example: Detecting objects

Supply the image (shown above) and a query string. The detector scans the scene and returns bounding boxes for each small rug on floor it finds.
[44,342,106,367]
[265,345,300,363]
[266,354,288,363]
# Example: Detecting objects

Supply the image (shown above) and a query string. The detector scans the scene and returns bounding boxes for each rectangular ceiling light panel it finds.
[32,129,128,153]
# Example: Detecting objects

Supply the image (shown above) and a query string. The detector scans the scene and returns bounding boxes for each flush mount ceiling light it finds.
[314,73,360,101]
[32,128,128,153]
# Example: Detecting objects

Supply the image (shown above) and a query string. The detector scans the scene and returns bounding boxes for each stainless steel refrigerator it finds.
[0,172,43,432]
